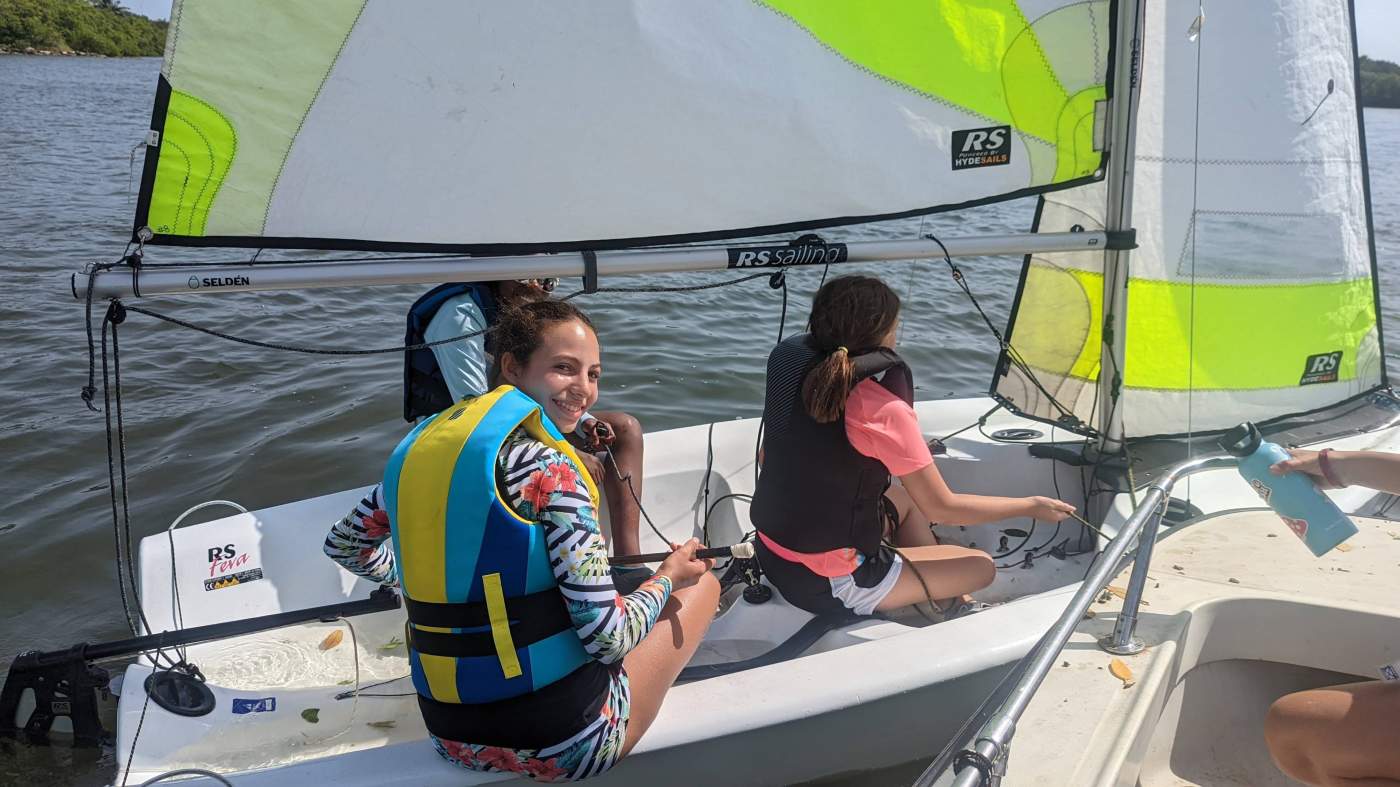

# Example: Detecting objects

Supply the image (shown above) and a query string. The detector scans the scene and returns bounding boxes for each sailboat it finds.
[2,1,1394,785]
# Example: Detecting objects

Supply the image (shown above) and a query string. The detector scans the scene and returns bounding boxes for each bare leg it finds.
[885,484,938,547]
[619,572,720,755]
[593,411,644,557]
[878,485,989,612]
[1265,680,1400,786]
[874,545,995,611]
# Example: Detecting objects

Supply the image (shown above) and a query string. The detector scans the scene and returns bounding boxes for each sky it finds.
[121,0,1400,63]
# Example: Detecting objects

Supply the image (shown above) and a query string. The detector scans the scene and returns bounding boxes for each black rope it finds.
[702,422,714,546]
[603,447,669,545]
[118,660,206,787]
[96,298,192,672]
[923,233,1084,430]
[112,272,776,359]
[100,302,137,636]
[124,303,490,356]
[335,674,414,701]
[81,251,130,411]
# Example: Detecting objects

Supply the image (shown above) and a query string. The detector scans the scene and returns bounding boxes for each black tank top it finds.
[750,333,914,558]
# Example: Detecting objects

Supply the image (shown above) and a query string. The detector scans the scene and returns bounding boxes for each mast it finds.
[1094,0,1148,453]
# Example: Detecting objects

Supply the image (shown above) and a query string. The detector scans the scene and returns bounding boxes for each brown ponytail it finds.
[800,276,901,423]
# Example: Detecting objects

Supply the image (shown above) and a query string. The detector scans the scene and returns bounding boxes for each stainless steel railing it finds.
[917,454,1236,787]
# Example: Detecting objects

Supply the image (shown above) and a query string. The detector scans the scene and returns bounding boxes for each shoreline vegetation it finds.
[1,0,1399,109]
[1363,57,1400,109]
[0,0,165,58]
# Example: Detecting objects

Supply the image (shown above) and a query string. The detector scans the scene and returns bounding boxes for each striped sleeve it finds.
[323,484,399,587]
[501,434,672,664]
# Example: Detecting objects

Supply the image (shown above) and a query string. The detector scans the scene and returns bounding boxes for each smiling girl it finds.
[324,300,718,781]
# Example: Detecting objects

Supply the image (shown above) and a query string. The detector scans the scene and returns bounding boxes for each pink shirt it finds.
[844,378,933,476]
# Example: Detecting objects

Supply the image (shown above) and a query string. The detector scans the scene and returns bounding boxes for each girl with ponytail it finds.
[750,275,1076,617]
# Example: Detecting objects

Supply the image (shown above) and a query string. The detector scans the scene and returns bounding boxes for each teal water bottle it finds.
[1219,422,1357,556]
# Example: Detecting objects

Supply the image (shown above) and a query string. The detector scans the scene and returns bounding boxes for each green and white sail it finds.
[994,0,1385,437]
[135,0,1114,253]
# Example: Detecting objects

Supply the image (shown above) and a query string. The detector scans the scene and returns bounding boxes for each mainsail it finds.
[135,0,1114,253]
[994,0,1385,437]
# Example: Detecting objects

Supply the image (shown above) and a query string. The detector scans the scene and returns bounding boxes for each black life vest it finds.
[403,282,498,422]
[750,333,915,559]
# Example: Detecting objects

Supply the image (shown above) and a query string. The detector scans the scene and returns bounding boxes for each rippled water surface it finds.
[1,55,1398,785]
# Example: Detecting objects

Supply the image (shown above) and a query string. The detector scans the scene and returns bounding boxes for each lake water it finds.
[1,54,1398,785]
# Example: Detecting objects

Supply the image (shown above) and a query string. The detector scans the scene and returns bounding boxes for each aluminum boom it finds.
[73,232,1117,300]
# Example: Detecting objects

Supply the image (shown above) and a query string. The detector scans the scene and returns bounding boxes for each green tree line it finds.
[0,0,166,57]
[1362,56,1400,109]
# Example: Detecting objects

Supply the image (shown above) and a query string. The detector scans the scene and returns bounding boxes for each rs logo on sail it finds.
[951,125,1011,171]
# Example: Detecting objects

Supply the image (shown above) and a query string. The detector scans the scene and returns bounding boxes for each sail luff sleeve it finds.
[133,0,1113,254]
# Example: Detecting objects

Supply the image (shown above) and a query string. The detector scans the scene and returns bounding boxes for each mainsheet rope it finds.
[923,233,1086,432]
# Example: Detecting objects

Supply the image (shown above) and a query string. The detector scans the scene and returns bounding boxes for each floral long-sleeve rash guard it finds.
[324,429,672,664]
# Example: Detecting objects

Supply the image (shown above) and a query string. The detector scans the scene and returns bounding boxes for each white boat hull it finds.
[113,396,1400,784]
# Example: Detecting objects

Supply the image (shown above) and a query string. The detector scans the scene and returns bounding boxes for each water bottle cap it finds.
[1219,422,1262,457]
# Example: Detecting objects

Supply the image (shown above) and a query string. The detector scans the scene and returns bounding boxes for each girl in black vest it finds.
[751,275,1075,617]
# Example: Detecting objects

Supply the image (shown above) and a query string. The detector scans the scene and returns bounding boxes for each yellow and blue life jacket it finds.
[382,385,601,718]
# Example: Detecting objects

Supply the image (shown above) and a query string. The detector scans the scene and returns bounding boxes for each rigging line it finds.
[753,269,789,489]
[124,303,490,355]
[701,422,715,546]
[1185,1,1206,501]
[923,233,1082,427]
[118,670,153,787]
[100,306,138,637]
[100,304,184,671]
[82,250,131,411]
[116,271,776,358]
[603,447,669,546]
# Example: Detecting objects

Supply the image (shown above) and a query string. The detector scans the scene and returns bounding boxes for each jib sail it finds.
[993,0,1384,438]
[134,0,1115,254]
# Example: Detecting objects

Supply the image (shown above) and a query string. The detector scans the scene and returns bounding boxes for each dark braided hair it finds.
[489,299,597,385]
[801,275,901,423]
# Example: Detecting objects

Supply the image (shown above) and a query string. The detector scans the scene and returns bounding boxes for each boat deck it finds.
[1002,511,1400,786]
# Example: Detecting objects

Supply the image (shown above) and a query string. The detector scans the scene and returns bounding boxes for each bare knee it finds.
[610,413,643,447]
[967,551,996,591]
[1265,693,1323,783]
[675,570,721,613]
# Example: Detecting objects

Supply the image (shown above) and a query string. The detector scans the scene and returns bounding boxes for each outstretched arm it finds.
[843,378,1074,526]
[1272,449,1400,495]
[899,461,1074,526]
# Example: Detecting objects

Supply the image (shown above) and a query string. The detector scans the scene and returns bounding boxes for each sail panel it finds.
[136,0,1112,252]
[994,0,1384,438]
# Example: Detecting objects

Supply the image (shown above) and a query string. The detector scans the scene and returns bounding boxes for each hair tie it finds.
[834,346,848,355]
